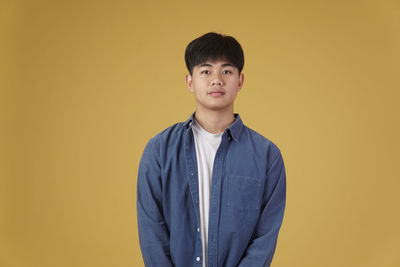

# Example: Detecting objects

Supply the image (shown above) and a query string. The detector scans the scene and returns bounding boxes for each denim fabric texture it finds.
[137,112,286,267]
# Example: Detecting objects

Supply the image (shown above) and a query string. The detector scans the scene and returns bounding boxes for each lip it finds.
[208,91,225,96]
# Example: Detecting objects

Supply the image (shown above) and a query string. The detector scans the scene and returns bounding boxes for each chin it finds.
[205,104,231,111]
[197,99,233,111]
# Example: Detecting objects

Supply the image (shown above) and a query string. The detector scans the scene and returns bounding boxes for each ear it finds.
[186,74,194,92]
[237,73,244,91]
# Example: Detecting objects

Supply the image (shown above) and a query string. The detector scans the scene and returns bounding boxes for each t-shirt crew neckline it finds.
[192,118,224,140]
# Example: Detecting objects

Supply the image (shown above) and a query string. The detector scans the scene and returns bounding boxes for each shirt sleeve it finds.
[137,137,174,267]
[237,146,287,267]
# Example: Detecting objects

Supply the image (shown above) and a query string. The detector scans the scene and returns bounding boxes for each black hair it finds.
[184,32,244,75]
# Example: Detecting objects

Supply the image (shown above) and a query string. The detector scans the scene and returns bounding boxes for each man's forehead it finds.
[196,60,234,68]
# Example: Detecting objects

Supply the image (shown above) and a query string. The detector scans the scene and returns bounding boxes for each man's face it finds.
[186,59,244,112]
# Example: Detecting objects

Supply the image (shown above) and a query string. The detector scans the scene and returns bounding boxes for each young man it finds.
[137,32,286,267]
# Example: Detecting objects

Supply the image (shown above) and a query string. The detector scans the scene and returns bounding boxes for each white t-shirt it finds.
[191,118,223,267]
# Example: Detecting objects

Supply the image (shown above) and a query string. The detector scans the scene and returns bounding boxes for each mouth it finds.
[208,91,225,97]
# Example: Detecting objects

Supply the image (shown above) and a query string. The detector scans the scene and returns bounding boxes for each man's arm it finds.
[237,146,287,267]
[137,138,174,266]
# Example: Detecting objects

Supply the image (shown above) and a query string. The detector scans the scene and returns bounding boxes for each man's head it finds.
[185,32,244,76]
[185,32,245,112]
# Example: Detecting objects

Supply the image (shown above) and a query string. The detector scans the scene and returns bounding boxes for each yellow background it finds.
[1,0,399,266]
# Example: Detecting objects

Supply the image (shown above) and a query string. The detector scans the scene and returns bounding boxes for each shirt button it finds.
[197,228,200,232]
[196,257,200,261]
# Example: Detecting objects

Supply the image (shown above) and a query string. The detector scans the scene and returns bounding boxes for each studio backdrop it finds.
[1,0,399,266]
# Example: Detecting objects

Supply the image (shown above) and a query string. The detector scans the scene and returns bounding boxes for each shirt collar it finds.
[184,112,244,142]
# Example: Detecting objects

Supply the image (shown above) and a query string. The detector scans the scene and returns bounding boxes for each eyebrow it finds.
[199,63,234,67]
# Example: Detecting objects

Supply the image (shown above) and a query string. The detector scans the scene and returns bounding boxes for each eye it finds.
[222,70,232,74]
[201,70,210,74]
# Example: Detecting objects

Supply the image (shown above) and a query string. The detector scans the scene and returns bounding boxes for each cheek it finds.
[198,79,208,86]
[194,81,208,92]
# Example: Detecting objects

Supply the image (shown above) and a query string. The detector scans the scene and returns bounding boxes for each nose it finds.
[211,73,223,86]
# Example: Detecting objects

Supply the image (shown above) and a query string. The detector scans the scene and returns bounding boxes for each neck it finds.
[194,106,235,134]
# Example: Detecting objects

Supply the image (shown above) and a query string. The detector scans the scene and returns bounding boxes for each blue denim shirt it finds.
[137,113,286,267]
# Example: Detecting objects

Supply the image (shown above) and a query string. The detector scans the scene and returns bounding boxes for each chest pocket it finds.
[226,174,262,211]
